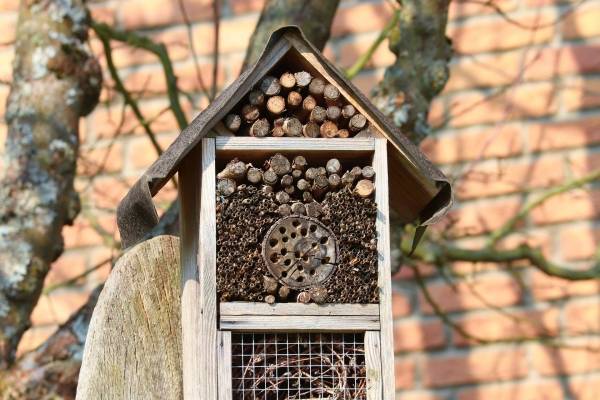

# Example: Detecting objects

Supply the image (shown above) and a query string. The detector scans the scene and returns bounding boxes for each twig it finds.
[345,8,399,79]
[92,22,188,131]
[43,258,114,294]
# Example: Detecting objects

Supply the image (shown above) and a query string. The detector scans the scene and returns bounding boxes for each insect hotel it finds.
[117,26,451,400]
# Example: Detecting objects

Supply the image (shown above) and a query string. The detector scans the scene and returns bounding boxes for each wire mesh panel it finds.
[231,332,367,399]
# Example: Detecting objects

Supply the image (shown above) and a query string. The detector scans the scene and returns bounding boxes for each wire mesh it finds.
[231,332,367,399]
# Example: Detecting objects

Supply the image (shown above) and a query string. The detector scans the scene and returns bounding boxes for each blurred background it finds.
[1,0,599,398]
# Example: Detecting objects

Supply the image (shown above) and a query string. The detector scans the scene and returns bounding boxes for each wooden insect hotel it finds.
[117,26,452,400]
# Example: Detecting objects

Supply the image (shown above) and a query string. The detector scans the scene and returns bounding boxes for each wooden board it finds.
[220,315,380,332]
[220,302,379,317]
[77,235,182,400]
[365,331,382,400]
[179,146,203,399]
[217,331,232,400]
[373,139,395,399]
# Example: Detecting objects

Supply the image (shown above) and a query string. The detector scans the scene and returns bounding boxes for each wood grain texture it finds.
[220,302,379,316]
[199,138,218,400]
[215,137,375,152]
[76,235,182,400]
[220,315,379,331]
[217,331,232,400]
[373,139,395,399]
[365,331,382,400]
[180,146,203,399]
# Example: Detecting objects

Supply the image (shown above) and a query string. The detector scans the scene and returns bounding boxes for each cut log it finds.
[348,113,367,132]
[341,104,356,120]
[224,114,241,132]
[362,166,376,180]
[326,158,342,175]
[294,71,312,88]
[275,191,290,204]
[320,121,338,138]
[266,95,286,116]
[328,173,341,189]
[246,167,263,184]
[268,153,291,176]
[260,75,281,96]
[311,175,330,199]
[326,105,341,121]
[287,91,302,108]
[309,106,327,123]
[217,178,237,196]
[308,77,325,98]
[292,155,307,171]
[272,117,285,137]
[263,169,278,185]
[282,117,302,137]
[279,72,296,90]
[354,179,375,198]
[337,129,350,138]
[77,236,182,400]
[280,174,293,187]
[323,84,340,105]
[248,90,265,107]
[241,104,260,123]
[217,159,247,181]
[249,118,270,137]
[302,122,320,138]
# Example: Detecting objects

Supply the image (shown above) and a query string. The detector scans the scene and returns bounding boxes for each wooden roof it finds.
[117,26,452,248]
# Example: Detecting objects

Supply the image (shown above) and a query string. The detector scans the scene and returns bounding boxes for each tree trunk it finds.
[0,0,101,369]
[373,0,452,144]
[242,0,340,69]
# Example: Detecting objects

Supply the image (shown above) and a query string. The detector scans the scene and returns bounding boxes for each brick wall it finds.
[1,0,599,398]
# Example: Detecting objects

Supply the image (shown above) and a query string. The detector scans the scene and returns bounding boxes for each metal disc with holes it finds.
[262,216,338,289]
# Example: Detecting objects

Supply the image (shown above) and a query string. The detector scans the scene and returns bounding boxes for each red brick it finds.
[420,124,523,165]
[456,156,564,200]
[46,251,87,286]
[530,189,600,225]
[559,225,600,261]
[569,375,600,400]
[63,217,107,248]
[562,3,600,39]
[110,28,190,68]
[89,5,116,25]
[457,381,565,400]
[565,299,600,335]
[332,2,393,37]
[16,326,56,356]
[0,15,16,46]
[532,338,600,376]
[0,46,13,82]
[531,269,600,301]
[448,198,521,237]
[449,12,555,55]
[350,69,384,96]
[392,291,412,318]
[454,308,560,346]
[562,77,600,112]
[120,0,213,30]
[556,44,600,75]
[193,15,258,56]
[419,274,522,314]
[78,142,124,175]
[229,0,263,14]
[31,291,90,326]
[528,117,600,152]
[448,82,559,127]
[0,2,18,12]
[568,152,600,179]
[0,84,9,117]
[87,176,132,210]
[422,348,528,387]
[337,35,394,70]
[395,358,415,390]
[128,134,177,169]
[394,320,446,352]
[449,0,517,20]
[396,393,443,400]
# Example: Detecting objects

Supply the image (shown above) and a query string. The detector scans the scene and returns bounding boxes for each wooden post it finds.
[373,139,395,399]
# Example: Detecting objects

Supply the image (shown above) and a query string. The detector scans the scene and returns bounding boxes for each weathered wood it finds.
[217,331,232,400]
[198,139,218,400]
[220,315,380,331]
[365,331,382,400]
[76,235,182,400]
[180,146,202,399]
[220,302,380,316]
[373,139,395,399]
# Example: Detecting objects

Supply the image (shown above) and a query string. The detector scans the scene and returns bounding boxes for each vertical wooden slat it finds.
[217,331,232,400]
[374,139,395,399]
[365,331,382,400]
[180,146,202,399]
[199,138,218,399]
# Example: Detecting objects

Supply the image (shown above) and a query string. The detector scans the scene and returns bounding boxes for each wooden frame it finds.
[181,137,392,399]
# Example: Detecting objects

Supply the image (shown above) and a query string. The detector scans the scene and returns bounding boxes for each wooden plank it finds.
[220,315,380,332]
[215,137,375,152]
[373,139,395,399]
[199,138,218,400]
[217,331,232,400]
[220,302,379,317]
[180,147,203,400]
[365,331,382,400]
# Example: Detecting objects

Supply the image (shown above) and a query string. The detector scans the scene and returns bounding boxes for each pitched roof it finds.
[117,26,453,248]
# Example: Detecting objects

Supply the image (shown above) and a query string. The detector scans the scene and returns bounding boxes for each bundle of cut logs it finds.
[220,71,370,138]
[217,153,375,202]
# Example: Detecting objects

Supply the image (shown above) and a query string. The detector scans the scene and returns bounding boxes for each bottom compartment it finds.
[231,332,367,399]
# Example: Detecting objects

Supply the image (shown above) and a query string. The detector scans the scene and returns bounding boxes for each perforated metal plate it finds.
[262,216,338,289]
